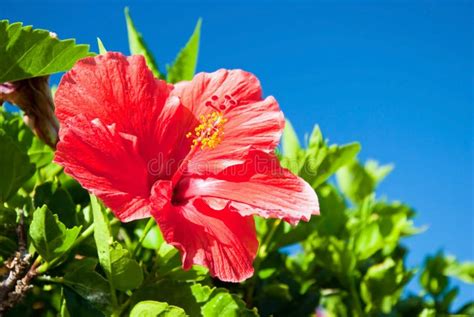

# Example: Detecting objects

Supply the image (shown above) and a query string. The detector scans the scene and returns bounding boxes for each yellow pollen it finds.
[186,111,227,150]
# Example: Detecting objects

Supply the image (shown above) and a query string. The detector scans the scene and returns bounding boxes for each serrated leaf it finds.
[130,301,187,317]
[124,8,161,78]
[0,130,35,203]
[29,205,81,262]
[0,20,91,82]
[167,19,201,83]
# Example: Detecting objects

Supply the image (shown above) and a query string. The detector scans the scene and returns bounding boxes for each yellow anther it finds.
[187,111,226,150]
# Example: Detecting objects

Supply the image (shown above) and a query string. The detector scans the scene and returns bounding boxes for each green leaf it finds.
[96,37,107,54]
[336,159,375,204]
[354,222,383,260]
[445,258,474,284]
[0,131,35,203]
[0,235,17,257]
[110,242,143,291]
[420,252,450,296]
[365,159,394,184]
[0,205,17,229]
[124,8,161,78]
[29,205,81,262]
[90,195,113,278]
[280,120,303,173]
[134,222,163,250]
[0,20,91,82]
[63,258,113,315]
[34,181,77,228]
[63,286,103,317]
[361,258,412,314]
[298,125,360,188]
[166,19,201,83]
[132,281,258,317]
[130,301,187,317]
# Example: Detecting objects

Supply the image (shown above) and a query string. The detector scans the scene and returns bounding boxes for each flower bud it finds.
[0,76,59,148]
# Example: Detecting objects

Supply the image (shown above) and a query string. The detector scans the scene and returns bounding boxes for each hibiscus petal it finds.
[55,52,171,145]
[179,151,319,225]
[153,199,258,282]
[172,69,285,174]
[55,114,173,222]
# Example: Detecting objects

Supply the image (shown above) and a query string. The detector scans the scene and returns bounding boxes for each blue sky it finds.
[2,0,473,305]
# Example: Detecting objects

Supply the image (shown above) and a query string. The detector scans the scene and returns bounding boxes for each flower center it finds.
[186,111,227,150]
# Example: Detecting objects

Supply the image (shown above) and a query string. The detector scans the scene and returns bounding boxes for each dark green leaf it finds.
[63,258,113,315]
[0,130,35,203]
[34,181,77,227]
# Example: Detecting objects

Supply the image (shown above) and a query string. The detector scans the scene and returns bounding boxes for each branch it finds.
[0,211,38,315]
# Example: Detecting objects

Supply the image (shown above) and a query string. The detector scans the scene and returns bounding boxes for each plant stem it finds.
[258,219,282,259]
[349,277,364,317]
[132,217,155,258]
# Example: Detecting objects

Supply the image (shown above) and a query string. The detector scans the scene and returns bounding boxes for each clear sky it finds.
[2,0,473,305]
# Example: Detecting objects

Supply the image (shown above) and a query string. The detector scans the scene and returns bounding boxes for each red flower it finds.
[55,52,319,282]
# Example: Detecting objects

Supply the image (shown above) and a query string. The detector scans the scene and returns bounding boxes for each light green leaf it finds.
[110,242,143,291]
[299,125,360,188]
[29,205,81,262]
[445,258,474,284]
[167,19,201,83]
[0,20,91,82]
[361,258,412,314]
[130,301,187,317]
[124,8,161,78]
[336,159,375,204]
[0,131,35,203]
[282,120,301,159]
[280,119,303,173]
[354,222,383,260]
[134,223,163,250]
[365,159,394,184]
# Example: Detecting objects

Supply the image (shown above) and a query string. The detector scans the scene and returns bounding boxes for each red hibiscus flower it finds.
[54,52,319,282]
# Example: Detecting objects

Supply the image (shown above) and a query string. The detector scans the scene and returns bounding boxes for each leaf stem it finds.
[132,217,155,258]
[258,219,282,259]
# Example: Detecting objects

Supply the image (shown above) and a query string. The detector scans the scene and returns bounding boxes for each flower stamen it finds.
[187,111,227,150]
